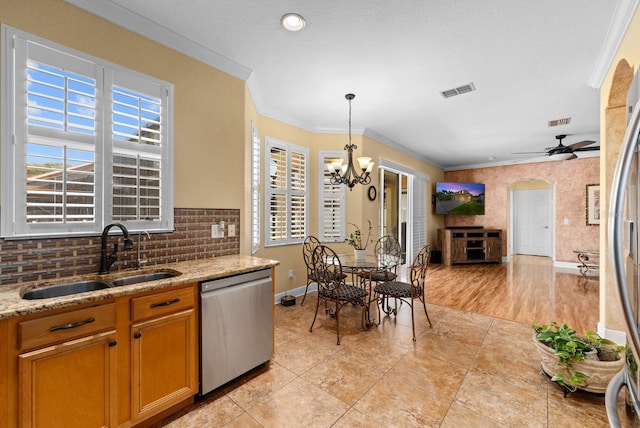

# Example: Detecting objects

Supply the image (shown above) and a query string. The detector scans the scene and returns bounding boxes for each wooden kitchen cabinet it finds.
[3,283,199,428]
[17,304,118,428]
[129,287,198,423]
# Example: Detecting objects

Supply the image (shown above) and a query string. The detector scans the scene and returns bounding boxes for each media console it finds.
[437,228,502,266]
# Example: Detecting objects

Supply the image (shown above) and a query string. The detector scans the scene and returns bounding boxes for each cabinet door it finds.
[19,330,117,428]
[486,237,502,261]
[131,308,197,422]
[451,240,467,262]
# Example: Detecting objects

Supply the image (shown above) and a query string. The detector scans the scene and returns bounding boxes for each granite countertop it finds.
[0,255,280,320]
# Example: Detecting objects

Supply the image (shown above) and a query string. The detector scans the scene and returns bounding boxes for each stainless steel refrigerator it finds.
[606,72,640,425]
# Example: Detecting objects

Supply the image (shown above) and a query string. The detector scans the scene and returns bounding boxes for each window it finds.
[251,123,260,253]
[264,137,308,246]
[318,151,346,241]
[1,26,173,238]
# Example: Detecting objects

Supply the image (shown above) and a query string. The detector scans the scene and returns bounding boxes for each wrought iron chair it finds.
[358,235,402,286]
[301,235,321,305]
[374,245,433,341]
[309,245,368,345]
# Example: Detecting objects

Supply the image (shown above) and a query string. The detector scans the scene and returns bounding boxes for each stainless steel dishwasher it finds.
[199,268,273,395]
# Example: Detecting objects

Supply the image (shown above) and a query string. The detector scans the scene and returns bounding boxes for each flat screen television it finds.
[435,182,485,215]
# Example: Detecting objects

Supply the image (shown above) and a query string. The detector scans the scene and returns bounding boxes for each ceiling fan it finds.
[513,135,600,160]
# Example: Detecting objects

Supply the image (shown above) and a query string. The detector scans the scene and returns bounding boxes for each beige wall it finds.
[1,0,248,216]
[598,6,640,333]
[445,157,599,261]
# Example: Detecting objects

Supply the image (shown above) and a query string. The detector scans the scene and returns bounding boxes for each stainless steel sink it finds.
[21,280,112,300]
[111,271,180,287]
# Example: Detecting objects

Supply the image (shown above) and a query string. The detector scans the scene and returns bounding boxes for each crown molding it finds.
[588,0,640,88]
[65,0,252,81]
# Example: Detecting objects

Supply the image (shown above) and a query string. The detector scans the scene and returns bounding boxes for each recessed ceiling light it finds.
[281,13,306,32]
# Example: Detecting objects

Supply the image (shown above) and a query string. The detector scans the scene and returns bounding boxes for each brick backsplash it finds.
[0,208,240,286]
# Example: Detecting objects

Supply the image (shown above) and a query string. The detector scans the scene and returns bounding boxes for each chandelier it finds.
[326,93,374,189]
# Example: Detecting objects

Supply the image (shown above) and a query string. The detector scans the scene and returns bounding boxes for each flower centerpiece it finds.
[346,221,372,261]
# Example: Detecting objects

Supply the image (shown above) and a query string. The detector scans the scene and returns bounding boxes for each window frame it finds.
[263,137,308,247]
[318,151,347,242]
[1,25,174,238]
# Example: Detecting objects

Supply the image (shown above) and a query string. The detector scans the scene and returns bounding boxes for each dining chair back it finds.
[358,235,402,287]
[374,245,433,340]
[301,235,321,305]
[309,245,368,345]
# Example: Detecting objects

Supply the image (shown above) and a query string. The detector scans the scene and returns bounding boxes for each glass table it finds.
[337,254,401,328]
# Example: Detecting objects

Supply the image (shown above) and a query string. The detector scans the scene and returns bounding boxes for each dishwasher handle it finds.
[200,269,271,293]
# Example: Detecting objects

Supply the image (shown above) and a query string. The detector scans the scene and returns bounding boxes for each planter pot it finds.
[354,249,367,262]
[533,334,624,394]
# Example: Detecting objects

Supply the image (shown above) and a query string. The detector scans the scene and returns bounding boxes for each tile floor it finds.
[155,292,636,427]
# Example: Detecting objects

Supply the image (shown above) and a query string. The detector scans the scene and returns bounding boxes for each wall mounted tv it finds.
[435,182,485,215]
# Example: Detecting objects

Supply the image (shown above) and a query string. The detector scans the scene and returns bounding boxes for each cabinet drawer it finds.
[131,287,194,322]
[18,303,116,352]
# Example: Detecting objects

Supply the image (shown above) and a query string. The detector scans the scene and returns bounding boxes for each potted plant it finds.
[532,321,625,396]
[346,221,372,261]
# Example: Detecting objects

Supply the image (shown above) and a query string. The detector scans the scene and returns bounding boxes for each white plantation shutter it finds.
[111,154,161,221]
[107,74,169,227]
[290,151,307,240]
[318,151,346,241]
[412,176,427,258]
[2,26,173,238]
[264,137,308,246]
[251,123,260,253]
[7,33,101,236]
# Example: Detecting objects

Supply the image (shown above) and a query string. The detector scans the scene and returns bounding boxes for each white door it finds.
[513,189,552,256]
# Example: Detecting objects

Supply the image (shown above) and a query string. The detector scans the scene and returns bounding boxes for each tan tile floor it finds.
[155,258,638,427]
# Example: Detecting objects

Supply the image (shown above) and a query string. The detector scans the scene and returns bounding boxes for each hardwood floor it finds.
[426,254,600,335]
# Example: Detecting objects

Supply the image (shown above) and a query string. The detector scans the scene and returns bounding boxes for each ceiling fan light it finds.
[549,152,574,161]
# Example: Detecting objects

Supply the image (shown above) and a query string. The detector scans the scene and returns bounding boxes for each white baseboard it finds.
[274,283,316,305]
[597,322,627,345]
[554,260,600,278]
[553,260,582,271]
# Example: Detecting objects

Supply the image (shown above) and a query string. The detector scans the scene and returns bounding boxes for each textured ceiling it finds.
[69,0,633,169]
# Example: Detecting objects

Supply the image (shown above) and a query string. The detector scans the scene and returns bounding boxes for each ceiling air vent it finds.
[548,117,571,127]
[440,82,476,99]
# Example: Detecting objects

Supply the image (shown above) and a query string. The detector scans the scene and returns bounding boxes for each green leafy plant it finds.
[531,322,622,393]
[345,221,372,250]
[584,330,625,361]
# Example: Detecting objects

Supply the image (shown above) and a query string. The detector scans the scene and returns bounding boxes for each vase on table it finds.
[354,249,367,262]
